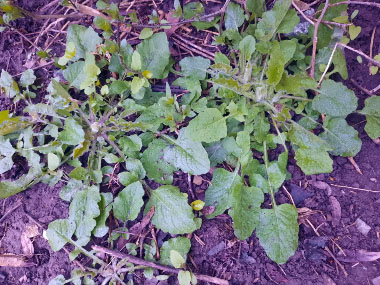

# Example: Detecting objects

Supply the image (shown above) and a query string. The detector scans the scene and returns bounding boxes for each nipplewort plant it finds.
[1,0,380,283]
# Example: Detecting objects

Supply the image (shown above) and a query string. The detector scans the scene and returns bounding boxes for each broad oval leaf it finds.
[312,80,357,118]
[225,2,245,30]
[186,108,227,143]
[113,181,144,222]
[320,118,361,157]
[256,203,299,264]
[46,219,76,252]
[58,118,85,146]
[146,185,197,234]
[205,168,241,219]
[229,186,264,240]
[163,129,210,175]
[295,148,333,175]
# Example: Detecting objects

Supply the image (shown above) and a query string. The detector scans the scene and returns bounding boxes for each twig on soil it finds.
[306,219,348,277]
[282,186,296,207]
[310,0,329,79]
[347,157,362,175]
[370,84,380,94]
[12,29,40,49]
[172,36,215,61]
[338,43,380,68]
[0,202,22,224]
[329,183,380,193]
[350,79,374,96]
[92,245,229,285]
[318,42,337,87]
[12,61,55,77]
[188,174,196,200]
[369,26,377,74]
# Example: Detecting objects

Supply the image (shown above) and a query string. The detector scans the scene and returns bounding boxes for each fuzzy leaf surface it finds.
[186,108,227,143]
[113,181,144,222]
[163,129,210,175]
[146,185,197,234]
[256,203,299,264]
[312,80,357,117]
[229,186,264,240]
[320,118,361,157]
[205,168,241,219]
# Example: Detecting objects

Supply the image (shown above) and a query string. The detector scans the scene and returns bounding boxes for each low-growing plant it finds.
[1,0,380,283]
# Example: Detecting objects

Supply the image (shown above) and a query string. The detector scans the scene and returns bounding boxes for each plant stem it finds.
[102,133,125,158]
[263,141,277,207]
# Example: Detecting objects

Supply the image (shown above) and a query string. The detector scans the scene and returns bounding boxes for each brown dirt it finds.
[1,1,380,285]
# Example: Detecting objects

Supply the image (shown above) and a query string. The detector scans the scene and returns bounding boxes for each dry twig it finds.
[92,245,229,285]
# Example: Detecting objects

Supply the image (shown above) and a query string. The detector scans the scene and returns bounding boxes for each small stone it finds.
[356,218,371,236]
[370,178,378,183]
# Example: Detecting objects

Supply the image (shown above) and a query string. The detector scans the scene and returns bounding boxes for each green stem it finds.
[263,141,277,208]
[269,113,288,153]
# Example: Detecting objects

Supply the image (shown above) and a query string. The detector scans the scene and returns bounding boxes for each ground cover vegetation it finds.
[1,0,380,284]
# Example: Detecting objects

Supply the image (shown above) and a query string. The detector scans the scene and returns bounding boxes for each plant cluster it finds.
[1,0,380,284]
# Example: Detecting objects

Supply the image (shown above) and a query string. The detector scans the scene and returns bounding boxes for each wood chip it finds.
[356,218,371,236]
[329,196,341,227]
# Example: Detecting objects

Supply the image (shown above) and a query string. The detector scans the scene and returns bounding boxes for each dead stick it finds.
[92,245,229,285]
[338,43,380,68]
[0,202,22,224]
[310,0,329,79]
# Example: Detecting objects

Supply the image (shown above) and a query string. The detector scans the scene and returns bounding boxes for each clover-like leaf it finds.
[146,185,197,234]
[256,203,299,264]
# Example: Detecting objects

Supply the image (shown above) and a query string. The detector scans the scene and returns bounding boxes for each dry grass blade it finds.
[329,183,380,193]
[0,254,34,267]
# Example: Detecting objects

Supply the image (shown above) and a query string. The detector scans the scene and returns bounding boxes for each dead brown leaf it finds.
[21,224,39,257]
[337,249,380,263]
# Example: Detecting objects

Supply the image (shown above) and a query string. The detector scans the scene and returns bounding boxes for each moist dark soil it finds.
[1,1,380,285]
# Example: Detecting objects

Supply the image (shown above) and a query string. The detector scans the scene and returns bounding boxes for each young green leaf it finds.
[92,193,113,238]
[66,25,102,60]
[145,185,197,234]
[312,80,357,118]
[117,171,139,187]
[48,153,60,171]
[160,237,191,266]
[320,118,361,157]
[141,139,177,184]
[131,50,142,71]
[113,181,144,222]
[163,129,210,175]
[294,148,333,175]
[20,69,36,87]
[136,32,171,79]
[359,96,380,139]
[179,56,210,80]
[46,219,76,251]
[277,9,300,34]
[267,41,285,86]
[178,270,192,285]
[229,186,264,240]
[68,186,101,245]
[256,203,299,264]
[170,250,186,269]
[58,118,85,146]
[246,0,266,17]
[0,69,20,98]
[205,168,241,219]
[139,28,153,39]
[186,108,227,143]
[225,2,245,30]
[238,35,256,61]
